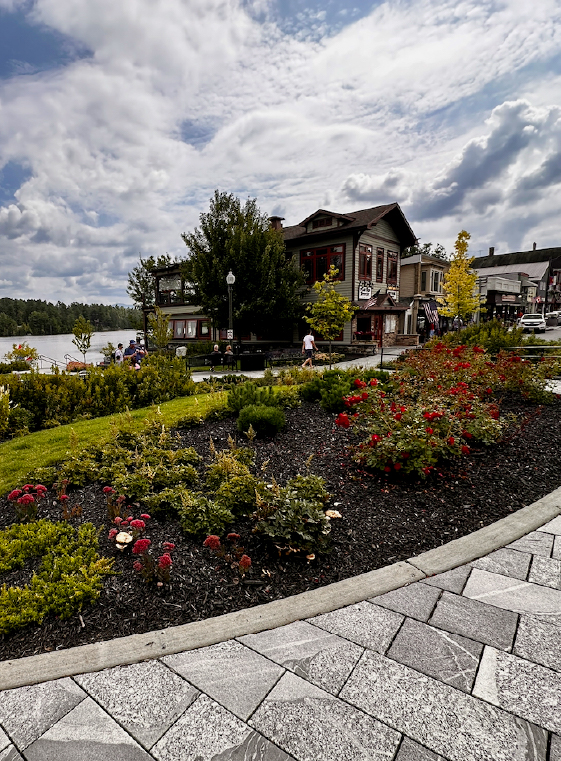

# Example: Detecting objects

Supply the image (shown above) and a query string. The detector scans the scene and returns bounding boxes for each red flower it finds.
[203,535,221,550]
[394,413,402,421]
[35,484,47,493]
[384,466,392,473]
[157,553,173,569]
[369,378,378,386]
[132,538,151,554]
[447,437,455,446]
[22,484,33,493]
[130,519,145,530]
[114,517,123,524]
[485,387,492,394]
[402,452,410,459]
[7,489,22,501]
[102,486,114,495]
[227,533,240,543]
[126,516,133,522]
[121,521,129,528]
[140,513,151,520]
[108,528,118,540]
[394,462,402,470]
[425,427,434,435]
[162,541,176,551]
[354,379,367,388]
[239,554,252,571]
[461,445,471,454]
[18,494,35,505]
[133,561,142,572]
[335,413,350,428]
[59,494,69,502]
[361,392,368,401]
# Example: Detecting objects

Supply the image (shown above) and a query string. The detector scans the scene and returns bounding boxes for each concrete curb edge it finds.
[1,486,560,691]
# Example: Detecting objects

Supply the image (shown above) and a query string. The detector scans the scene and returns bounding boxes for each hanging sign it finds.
[358,281,372,300]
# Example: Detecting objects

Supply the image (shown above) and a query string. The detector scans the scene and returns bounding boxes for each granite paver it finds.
[162,639,284,721]
[395,737,446,760]
[473,646,561,734]
[238,619,363,695]
[471,547,531,581]
[24,697,153,761]
[387,617,482,692]
[0,677,85,750]
[250,671,401,761]
[553,535,561,560]
[308,600,403,651]
[421,565,472,594]
[75,660,199,749]
[551,734,561,761]
[507,531,554,557]
[371,580,441,621]
[0,747,23,761]
[463,568,561,626]
[528,555,561,589]
[428,590,518,650]
[0,730,9,754]
[537,516,561,534]
[340,650,548,761]
[513,614,561,672]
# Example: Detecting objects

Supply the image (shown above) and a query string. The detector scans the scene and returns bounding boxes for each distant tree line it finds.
[0,298,140,337]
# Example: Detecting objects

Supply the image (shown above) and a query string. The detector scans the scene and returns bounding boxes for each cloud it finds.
[0,0,561,304]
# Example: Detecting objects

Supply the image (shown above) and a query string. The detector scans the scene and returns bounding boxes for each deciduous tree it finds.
[127,254,174,308]
[72,316,94,364]
[305,266,357,367]
[438,231,480,321]
[181,191,304,339]
[148,306,173,350]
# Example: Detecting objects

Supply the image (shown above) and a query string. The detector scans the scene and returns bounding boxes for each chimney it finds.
[488,247,494,256]
[533,242,537,251]
[269,216,284,231]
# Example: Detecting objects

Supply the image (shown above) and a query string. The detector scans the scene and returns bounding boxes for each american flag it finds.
[423,300,439,326]
[363,291,379,309]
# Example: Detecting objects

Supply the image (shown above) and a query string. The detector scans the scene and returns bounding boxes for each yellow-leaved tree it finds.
[438,230,480,321]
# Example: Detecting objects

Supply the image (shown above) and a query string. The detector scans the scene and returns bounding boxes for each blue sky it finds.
[1,0,561,303]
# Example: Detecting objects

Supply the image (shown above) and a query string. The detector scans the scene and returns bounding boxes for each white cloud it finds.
[0,0,560,304]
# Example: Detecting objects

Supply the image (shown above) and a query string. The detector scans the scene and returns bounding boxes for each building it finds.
[399,253,451,336]
[149,203,418,350]
[282,204,417,349]
[474,246,561,319]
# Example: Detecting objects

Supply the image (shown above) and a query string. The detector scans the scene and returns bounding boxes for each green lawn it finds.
[0,391,227,495]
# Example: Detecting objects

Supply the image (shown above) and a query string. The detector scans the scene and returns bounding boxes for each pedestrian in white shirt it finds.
[301,329,317,368]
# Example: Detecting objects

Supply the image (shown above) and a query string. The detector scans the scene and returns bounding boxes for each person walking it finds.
[301,329,317,368]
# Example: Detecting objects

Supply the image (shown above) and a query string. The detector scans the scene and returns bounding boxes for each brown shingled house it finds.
[282,203,417,349]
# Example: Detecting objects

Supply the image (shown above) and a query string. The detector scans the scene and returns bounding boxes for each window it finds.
[171,318,209,339]
[359,244,372,280]
[301,244,345,284]
[387,251,398,284]
[312,216,332,229]
[385,315,396,333]
[376,248,384,283]
[173,320,185,339]
[421,271,427,291]
[430,270,442,293]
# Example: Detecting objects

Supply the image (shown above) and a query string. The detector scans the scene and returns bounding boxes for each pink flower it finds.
[157,553,172,569]
[108,528,118,540]
[114,517,123,525]
[130,519,145,530]
[162,541,176,551]
[102,486,114,495]
[227,533,240,543]
[140,513,151,520]
[35,484,47,493]
[203,535,221,550]
[239,555,252,571]
[133,561,142,572]
[18,494,35,505]
[121,521,129,528]
[132,538,151,555]
[7,489,22,501]
[59,494,69,501]
[126,516,133,522]
[22,484,33,493]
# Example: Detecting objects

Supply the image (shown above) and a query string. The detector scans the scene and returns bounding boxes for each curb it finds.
[1,487,560,692]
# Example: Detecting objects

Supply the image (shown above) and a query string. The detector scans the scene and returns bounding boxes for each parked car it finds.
[518,313,547,333]
[545,311,561,325]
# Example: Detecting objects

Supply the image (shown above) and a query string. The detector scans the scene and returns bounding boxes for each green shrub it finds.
[177,491,234,536]
[0,521,113,634]
[214,473,267,517]
[237,404,286,437]
[8,406,33,436]
[205,442,255,491]
[320,381,352,413]
[227,382,279,413]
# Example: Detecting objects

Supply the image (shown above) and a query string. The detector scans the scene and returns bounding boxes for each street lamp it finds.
[226,270,235,341]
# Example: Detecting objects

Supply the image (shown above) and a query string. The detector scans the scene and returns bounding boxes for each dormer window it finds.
[312,216,332,229]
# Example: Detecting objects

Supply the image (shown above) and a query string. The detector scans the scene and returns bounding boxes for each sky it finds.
[1,0,561,305]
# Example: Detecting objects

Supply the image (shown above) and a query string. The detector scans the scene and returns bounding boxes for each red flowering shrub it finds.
[132,539,175,584]
[203,535,221,550]
[132,538,151,554]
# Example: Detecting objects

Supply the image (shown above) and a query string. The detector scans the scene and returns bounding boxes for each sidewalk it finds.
[0,488,560,760]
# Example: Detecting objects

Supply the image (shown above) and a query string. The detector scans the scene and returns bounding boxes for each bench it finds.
[186,354,238,372]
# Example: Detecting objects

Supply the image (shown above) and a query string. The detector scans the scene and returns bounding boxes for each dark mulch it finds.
[1,395,560,661]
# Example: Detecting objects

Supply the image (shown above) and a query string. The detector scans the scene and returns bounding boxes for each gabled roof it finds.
[352,292,407,312]
[475,247,561,269]
[283,203,417,249]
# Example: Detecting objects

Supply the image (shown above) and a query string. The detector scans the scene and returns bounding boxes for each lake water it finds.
[0,330,142,370]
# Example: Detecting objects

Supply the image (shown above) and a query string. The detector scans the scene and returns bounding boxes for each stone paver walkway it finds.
[0,514,560,760]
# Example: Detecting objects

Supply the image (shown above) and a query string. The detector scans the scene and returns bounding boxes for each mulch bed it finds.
[1,395,560,661]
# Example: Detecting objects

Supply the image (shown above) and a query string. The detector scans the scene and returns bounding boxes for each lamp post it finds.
[226,270,235,342]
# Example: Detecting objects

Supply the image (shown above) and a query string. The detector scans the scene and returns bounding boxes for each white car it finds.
[518,313,547,333]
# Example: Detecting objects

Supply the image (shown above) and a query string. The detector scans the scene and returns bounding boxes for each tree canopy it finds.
[181,191,304,338]
[402,242,448,260]
[438,231,480,320]
[305,266,357,366]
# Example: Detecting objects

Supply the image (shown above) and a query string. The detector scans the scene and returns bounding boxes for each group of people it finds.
[114,339,147,369]
[209,344,234,372]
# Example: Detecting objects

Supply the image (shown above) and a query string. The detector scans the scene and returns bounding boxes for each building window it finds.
[171,318,209,339]
[359,244,372,280]
[312,216,332,229]
[385,315,397,333]
[421,271,427,291]
[376,248,384,283]
[430,270,442,293]
[387,251,398,284]
[301,244,345,284]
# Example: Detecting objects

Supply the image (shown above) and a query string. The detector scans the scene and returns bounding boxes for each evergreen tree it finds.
[181,191,304,338]
[438,230,480,321]
[305,266,357,368]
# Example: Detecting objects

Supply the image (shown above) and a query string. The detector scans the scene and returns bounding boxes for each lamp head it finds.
[226,270,235,286]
